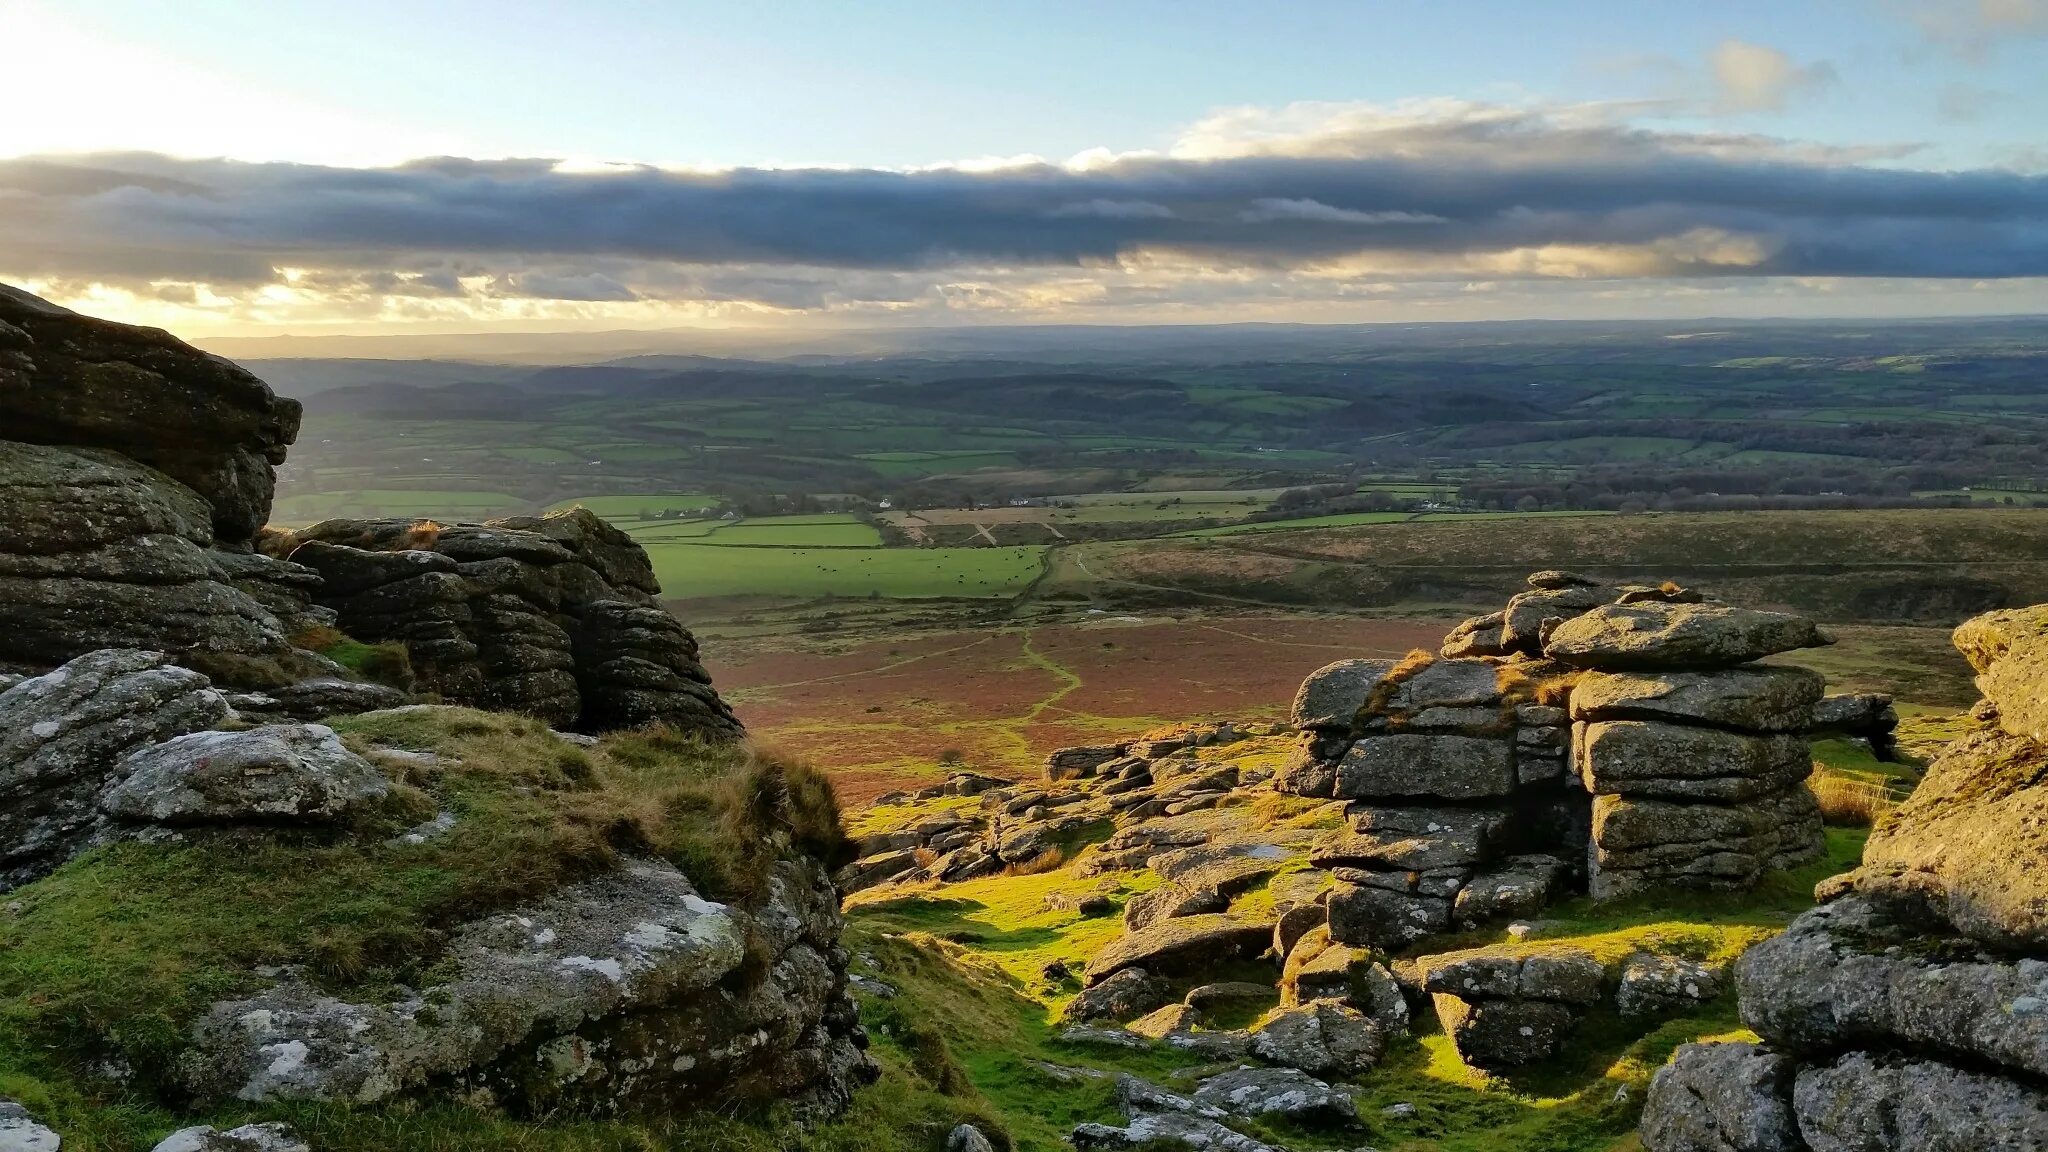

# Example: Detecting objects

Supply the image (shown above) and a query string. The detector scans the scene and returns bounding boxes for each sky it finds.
[1,0,2046,335]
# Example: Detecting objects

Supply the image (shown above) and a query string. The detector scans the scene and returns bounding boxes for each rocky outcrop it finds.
[287,510,740,737]
[0,287,322,679]
[0,442,295,669]
[0,287,740,739]
[182,855,873,1116]
[1279,602,1586,950]
[0,284,300,544]
[0,649,231,887]
[1640,603,2048,1151]
[100,723,390,825]
[1565,604,1829,898]
[1422,948,1606,1069]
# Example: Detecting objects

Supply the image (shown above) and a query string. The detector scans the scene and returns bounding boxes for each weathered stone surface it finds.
[1334,734,1516,800]
[1794,1051,2048,1151]
[153,1123,311,1152]
[0,443,294,668]
[1571,667,1824,732]
[1618,953,1724,1020]
[0,649,231,887]
[182,856,873,1115]
[1047,744,1128,780]
[0,284,300,543]
[1954,603,2048,745]
[0,1100,61,1152]
[1326,875,1454,949]
[1590,789,1823,897]
[1151,842,1289,896]
[1312,805,1508,871]
[1501,585,1611,652]
[1737,896,2048,1080]
[1425,949,1606,1006]
[1577,721,1814,801]
[235,677,411,721]
[1250,1000,1385,1077]
[1545,603,1833,670]
[1086,914,1275,983]
[1070,1112,1278,1151]
[944,1124,996,1152]
[1127,1002,1203,1040]
[1454,857,1567,927]
[1852,727,2048,951]
[1193,1066,1354,1122]
[293,509,741,737]
[1433,995,1579,1069]
[1640,1041,1804,1152]
[1388,659,1504,710]
[102,724,389,824]
[1290,658,1396,729]
[1441,611,1508,659]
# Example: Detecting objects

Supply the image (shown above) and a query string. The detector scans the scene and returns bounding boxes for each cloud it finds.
[1707,40,1838,114]
[1046,198,1177,219]
[1936,82,2000,122]
[1238,198,1446,225]
[1905,0,2048,59]
[2,102,2045,328]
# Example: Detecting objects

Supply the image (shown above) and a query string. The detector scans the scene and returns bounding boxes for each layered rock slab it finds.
[290,509,740,736]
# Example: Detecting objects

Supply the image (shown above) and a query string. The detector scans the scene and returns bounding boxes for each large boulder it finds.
[1953,604,2048,745]
[1641,1042,1805,1152]
[1334,734,1516,800]
[1085,914,1275,984]
[290,509,741,736]
[1570,666,1825,732]
[0,1100,61,1152]
[100,724,389,825]
[1544,603,1833,670]
[1589,788,1823,898]
[181,856,875,1115]
[0,443,293,668]
[1793,1051,2048,1150]
[1846,727,2048,951]
[0,284,300,544]
[1576,721,1814,801]
[1291,658,1396,729]
[0,649,230,888]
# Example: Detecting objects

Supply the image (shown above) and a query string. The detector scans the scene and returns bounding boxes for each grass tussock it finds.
[403,519,444,549]
[1498,662,1585,708]
[288,626,416,689]
[1808,766,1901,828]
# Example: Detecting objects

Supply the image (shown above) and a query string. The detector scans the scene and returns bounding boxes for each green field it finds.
[1177,509,1613,538]
[549,492,721,517]
[650,542,1045,600]
[270,488,524,524]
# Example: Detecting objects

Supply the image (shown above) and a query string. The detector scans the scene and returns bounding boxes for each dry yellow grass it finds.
[1807,767,1900,827]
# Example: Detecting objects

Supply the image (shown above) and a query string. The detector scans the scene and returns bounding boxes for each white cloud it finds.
[1708,40,1838,115]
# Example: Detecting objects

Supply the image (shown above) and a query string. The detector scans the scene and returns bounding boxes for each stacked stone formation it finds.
[1279,649,1580,952]
[1639,603,2048,1152]
[1548,599,1834,899]
[285,511,742,737]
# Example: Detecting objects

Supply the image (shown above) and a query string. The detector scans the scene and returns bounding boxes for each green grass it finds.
[648,544,1045,600]
[548,492,722,517]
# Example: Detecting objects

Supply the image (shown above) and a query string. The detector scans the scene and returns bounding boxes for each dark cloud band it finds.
[2,112,2045,300]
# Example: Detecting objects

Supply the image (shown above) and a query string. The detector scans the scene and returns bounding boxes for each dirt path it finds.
[973,523,999,546]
